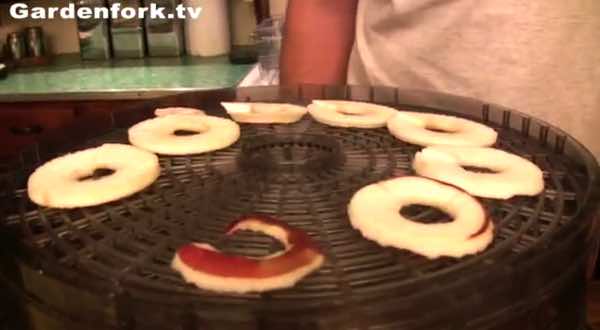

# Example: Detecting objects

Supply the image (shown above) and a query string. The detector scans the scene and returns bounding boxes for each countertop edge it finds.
[0,88,215,102]
[0,69,251,101]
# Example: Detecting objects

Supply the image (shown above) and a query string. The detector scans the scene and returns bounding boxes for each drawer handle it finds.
[10,125,43,135]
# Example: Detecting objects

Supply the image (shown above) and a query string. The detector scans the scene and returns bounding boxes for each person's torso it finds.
[348,0,600,159]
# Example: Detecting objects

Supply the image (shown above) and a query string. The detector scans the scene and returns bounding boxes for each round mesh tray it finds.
[0,86,598,330]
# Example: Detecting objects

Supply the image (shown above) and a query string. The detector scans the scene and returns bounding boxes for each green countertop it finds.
[0,54,253,102]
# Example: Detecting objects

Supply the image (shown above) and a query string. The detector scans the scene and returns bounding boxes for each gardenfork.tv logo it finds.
[9,2,202,20]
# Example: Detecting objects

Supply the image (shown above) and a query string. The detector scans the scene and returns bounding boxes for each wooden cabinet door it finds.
[0,103,76,158]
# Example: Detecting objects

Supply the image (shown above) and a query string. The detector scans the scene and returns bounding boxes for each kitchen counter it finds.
[0,54,253,102]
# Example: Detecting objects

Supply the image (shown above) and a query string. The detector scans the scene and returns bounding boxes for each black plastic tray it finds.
[0,86,598,330]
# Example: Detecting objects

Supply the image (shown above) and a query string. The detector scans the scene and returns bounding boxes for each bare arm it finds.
[279,0,359,86]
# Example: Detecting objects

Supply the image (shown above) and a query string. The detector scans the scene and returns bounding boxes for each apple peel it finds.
[172,215,325,293]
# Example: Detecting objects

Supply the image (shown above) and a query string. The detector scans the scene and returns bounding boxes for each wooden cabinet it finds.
[0,99,149,159]
[0,92,228,159]
[0,102,76,158]
[0,103,76,132]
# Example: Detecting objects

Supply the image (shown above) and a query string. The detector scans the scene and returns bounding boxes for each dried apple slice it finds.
[155,107,206,117]
[172,215,325,293]
[307,100,397,128]
[413,146,544,199]
[221,102,307,124]
[348,176,494,259]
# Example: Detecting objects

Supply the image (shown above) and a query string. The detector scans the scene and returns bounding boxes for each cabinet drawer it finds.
[0,104,76,137]
[0,103,76,158]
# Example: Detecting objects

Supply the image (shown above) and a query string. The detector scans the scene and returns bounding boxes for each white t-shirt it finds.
[348,0,600,160]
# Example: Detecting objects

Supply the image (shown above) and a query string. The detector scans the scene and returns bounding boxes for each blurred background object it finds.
[108,0,146,58]
[0,63,6,79]
[185,0,231,56]
[24,26,45,58]
[268,0,287,17]
[0,0,290,62]
[228,0,262,64]
[75,0,112,60]
[145,0,186,57]
[0,1,79,56]
[6,31,26,61]
[255,16,281,82]
[4,27,50,68]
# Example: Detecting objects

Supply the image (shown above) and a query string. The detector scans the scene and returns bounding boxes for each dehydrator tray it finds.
[0,86,598,330]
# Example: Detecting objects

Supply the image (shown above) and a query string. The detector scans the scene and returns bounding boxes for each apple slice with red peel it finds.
[172,215,325,293]
[348,176,494,259]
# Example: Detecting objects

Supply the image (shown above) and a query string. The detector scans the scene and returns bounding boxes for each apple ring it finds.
[154,107,205,117]
[128,114,240,155]
[27,144,160,209]
[387,112,497,147]
[348,176,494,259]
[413,146,544,199]
[308,100,397,128]
[221,102,307,124]
[172,215,325,293]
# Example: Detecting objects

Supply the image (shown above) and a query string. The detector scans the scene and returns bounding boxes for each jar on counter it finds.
[24,27,46,58]
[6,32,26,61]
